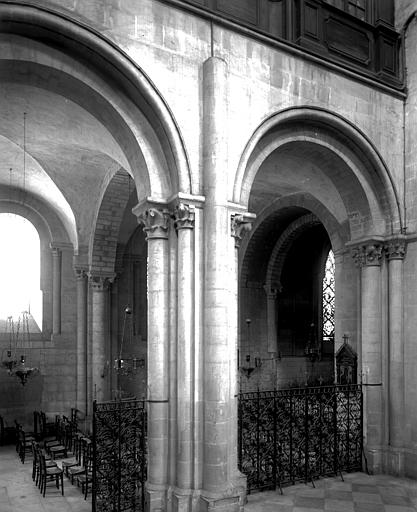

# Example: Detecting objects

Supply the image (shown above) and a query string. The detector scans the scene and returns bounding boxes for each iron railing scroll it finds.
[93,399,147,512]
[238,384,363,493]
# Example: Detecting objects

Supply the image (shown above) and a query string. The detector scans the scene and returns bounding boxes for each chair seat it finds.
[46,466,63,476]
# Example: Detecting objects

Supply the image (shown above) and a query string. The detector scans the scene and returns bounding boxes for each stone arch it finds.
[0,1,192,209]
[240,193,347,287]
[0,190,71,248]
[265,213,322,292]
[89,169,133,275]
[0,191,73,335]
[234,106,402,239]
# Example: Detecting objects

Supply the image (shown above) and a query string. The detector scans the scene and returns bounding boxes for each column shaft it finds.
[133,207,171,512]
[147,236,169,490]
[388,258,403,445]
[386,240,406,463]
[76,269,88,414]
[354,242,383,472]
[175,206,195,491]
[51,247,62,335]
[202,56,231,494]
[90,277,110,403]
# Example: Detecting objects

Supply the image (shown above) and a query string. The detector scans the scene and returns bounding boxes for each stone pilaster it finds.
[75,267,88,415]
[200,56,246,512]
[51,245,62,335]
[89,273,113,404]
[172,202,195,510]
[135,205,171,512]
[352,241,383,472]
[385,237,406,474]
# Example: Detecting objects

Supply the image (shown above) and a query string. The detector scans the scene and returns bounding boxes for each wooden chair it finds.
[17,427,34,464]
[67,438,92,485]
[40,412,57,439]
[61,432,83,476]
[0,415,15,446]
[75,440,93,499]
[39,452,64,497]
[32,441,57,488]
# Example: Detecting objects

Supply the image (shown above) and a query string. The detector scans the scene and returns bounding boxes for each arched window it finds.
[322,249,335,343]
[0,213,42,331]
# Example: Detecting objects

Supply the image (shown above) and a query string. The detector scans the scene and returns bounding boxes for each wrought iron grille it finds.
[322,250,335,343]
[238,384,363,493]
[93,399,147,512]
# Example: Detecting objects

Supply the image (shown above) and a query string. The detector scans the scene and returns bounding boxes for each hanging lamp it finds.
[12,311,39,386]
[114,306,145,376]
[1,316,18,373]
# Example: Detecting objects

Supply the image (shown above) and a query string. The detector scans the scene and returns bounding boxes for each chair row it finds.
[31,415,92,500]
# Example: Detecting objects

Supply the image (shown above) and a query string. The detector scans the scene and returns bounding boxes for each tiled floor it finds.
[245,472,417,512]
[0,445,91,512]
[2,443,417,512]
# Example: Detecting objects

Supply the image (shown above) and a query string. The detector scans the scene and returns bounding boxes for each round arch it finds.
[0,1,192,204]
[234,106,402,239]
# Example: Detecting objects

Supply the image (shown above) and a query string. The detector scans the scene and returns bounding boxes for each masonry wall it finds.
[0,246,77,430]
[402,13,417,479]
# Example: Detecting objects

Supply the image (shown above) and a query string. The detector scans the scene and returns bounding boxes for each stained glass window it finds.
[322,249,335,343]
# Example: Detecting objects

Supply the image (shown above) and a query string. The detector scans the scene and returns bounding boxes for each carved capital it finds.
[263,284,282,298]
[173,203,195,230]
[385,239,406,261]
[88,273,114,291]
[231,214,253,248]
[74,267,88,281]
[137,208,171,240]
[50,245,61,258]
[351,243,383,267]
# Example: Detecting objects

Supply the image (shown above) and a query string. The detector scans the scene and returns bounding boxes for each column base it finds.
[168,487,200,512]
[385,446,405,476]
[363,446,384,474]
[199,473,247,512]
[146,483,167,512]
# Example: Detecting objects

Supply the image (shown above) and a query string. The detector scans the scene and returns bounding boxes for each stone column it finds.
[385,238,406,474]
[201,56,245,511]
[75,267,88,414]
[51,245,62,335]
[135,206,170,512]
[231,214,254,477]
[89,274,112,404]
[173,203,195,508]
[352,242,383,472]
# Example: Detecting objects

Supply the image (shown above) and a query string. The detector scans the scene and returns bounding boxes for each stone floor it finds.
[245,471,417,512]
[0,445,91,512]
[2,443,417,512]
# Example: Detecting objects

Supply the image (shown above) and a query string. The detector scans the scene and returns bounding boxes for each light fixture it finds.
[114,306,145,376]
[1,316,17,373]
[305,322,321,362]
[12,311,39,386]
[239,318,262,378]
